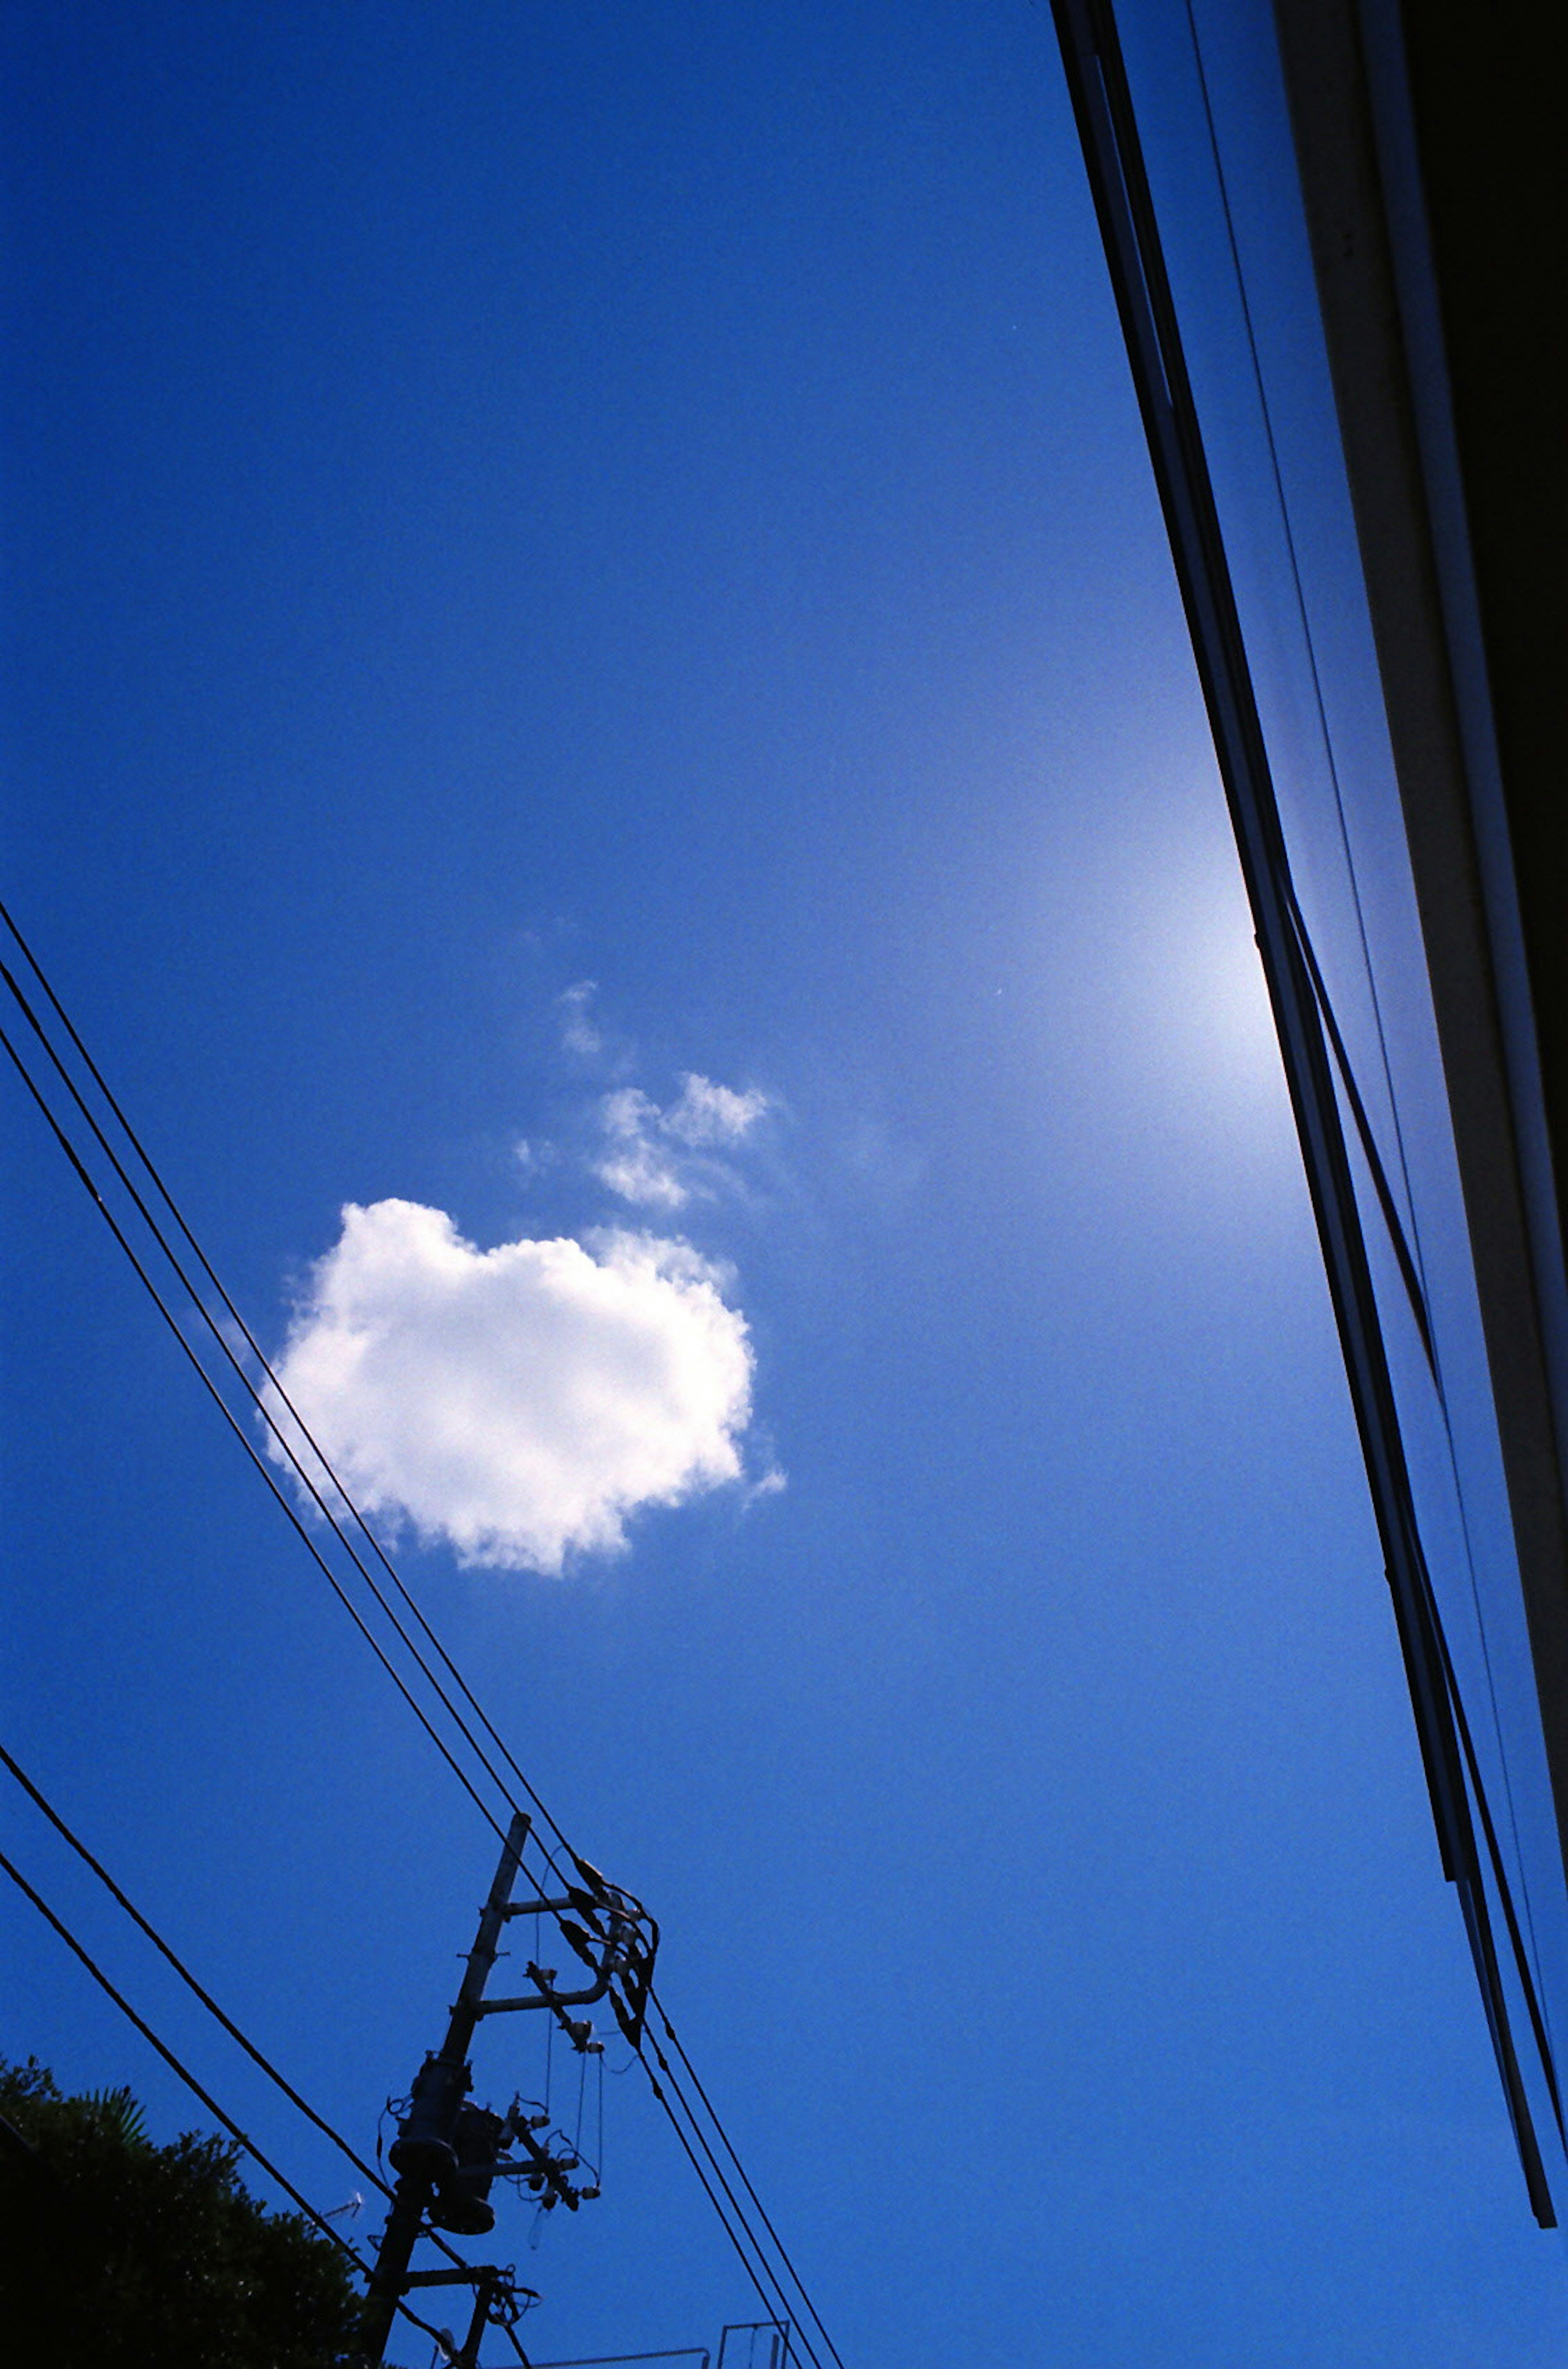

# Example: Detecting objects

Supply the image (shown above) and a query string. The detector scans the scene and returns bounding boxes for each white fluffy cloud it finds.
[592,1073,770,1208]
[263,1199,755,1573]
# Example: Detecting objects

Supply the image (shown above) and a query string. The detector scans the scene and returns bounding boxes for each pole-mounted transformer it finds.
[361,1813,659,2366]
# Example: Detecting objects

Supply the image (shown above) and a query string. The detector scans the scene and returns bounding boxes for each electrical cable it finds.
[635,2043,826,2369]
[633,2038,807,2358]
[0,914,849,2355]
[0,1013,508,1850]
[0,953,839,2360]
[0,1845,453,2355]
[0,1734,490,2280]
[0,898,581,1890]
[0,950,524,1844]
[0,906,591,1913]
[647,1996,844,2369]
[635,2032,829,2369]
[0,1737,388,2197]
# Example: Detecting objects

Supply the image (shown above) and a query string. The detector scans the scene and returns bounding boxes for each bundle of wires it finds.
[0,900,846,2369]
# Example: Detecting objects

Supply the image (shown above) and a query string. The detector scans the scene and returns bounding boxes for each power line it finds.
[0,1735,512,2295]
[0,1009,508,1844]
[648,1998,844,2369]
[0,954,523,1843]
[0,1845,454,2356]
[0,1736,387,2197]
[633,2037,803,2352]
[0,988,835,2356]
[0,1730,524,2288]
[0,911,848,2356]
[0,898,579,1883]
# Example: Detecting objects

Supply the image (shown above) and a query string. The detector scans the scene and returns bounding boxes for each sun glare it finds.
[1109,827,1288,1138]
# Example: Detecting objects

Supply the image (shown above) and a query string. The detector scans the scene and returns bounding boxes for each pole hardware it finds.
[362,1814,658,2365]
[481,1856,659,2051]
[400,2262,537,2369]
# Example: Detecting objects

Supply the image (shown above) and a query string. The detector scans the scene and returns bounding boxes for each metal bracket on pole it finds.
[401,2262,536,2369]
[361,1814,657,2364]
[480,1859,658,2050]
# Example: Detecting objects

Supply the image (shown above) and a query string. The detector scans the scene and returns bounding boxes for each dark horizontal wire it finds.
[0,911,588,1932]
[0,1008,829,2349]
[634,2037,805,2354]
[6,1694,746,2365]
[3,900,581,1885]
[1,991,838,2357]
[0,1737,387,2195]
[0,1016,507,1848]
[0,1846,451,2355]
[0,953,529,1848]
[648,1994,843,2369]
[0,1733,480,2283]
[658,2056,829,2369]
[637,2035,826,2369]
[0,931,656,1905]
[0,927,846,2358]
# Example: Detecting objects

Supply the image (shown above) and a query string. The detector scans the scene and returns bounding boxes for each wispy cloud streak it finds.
[592,1073,771,1209]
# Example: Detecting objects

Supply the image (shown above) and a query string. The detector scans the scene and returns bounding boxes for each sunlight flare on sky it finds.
[1111,826,1286,1134]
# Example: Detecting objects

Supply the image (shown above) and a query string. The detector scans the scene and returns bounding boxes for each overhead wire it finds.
[0,1734,495,2278]
[0,1845,454,2357]
[0,1006,507,1847]
[0,899,579,1885]
[0,1738,389,2200]
[0,981,813,2334]
[646,1998,843,2369]
[632,2036,809,2359]
[0,943,525,1842]
[0,908,845,2361]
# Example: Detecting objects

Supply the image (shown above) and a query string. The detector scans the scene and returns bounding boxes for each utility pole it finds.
[362,1812,657,2366]
[362,1812,530,2365]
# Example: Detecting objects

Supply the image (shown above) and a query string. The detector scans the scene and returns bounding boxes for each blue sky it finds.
[4,2,1568,2363]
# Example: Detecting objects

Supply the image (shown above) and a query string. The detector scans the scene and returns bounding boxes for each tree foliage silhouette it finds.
[0,2058,365,2367]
